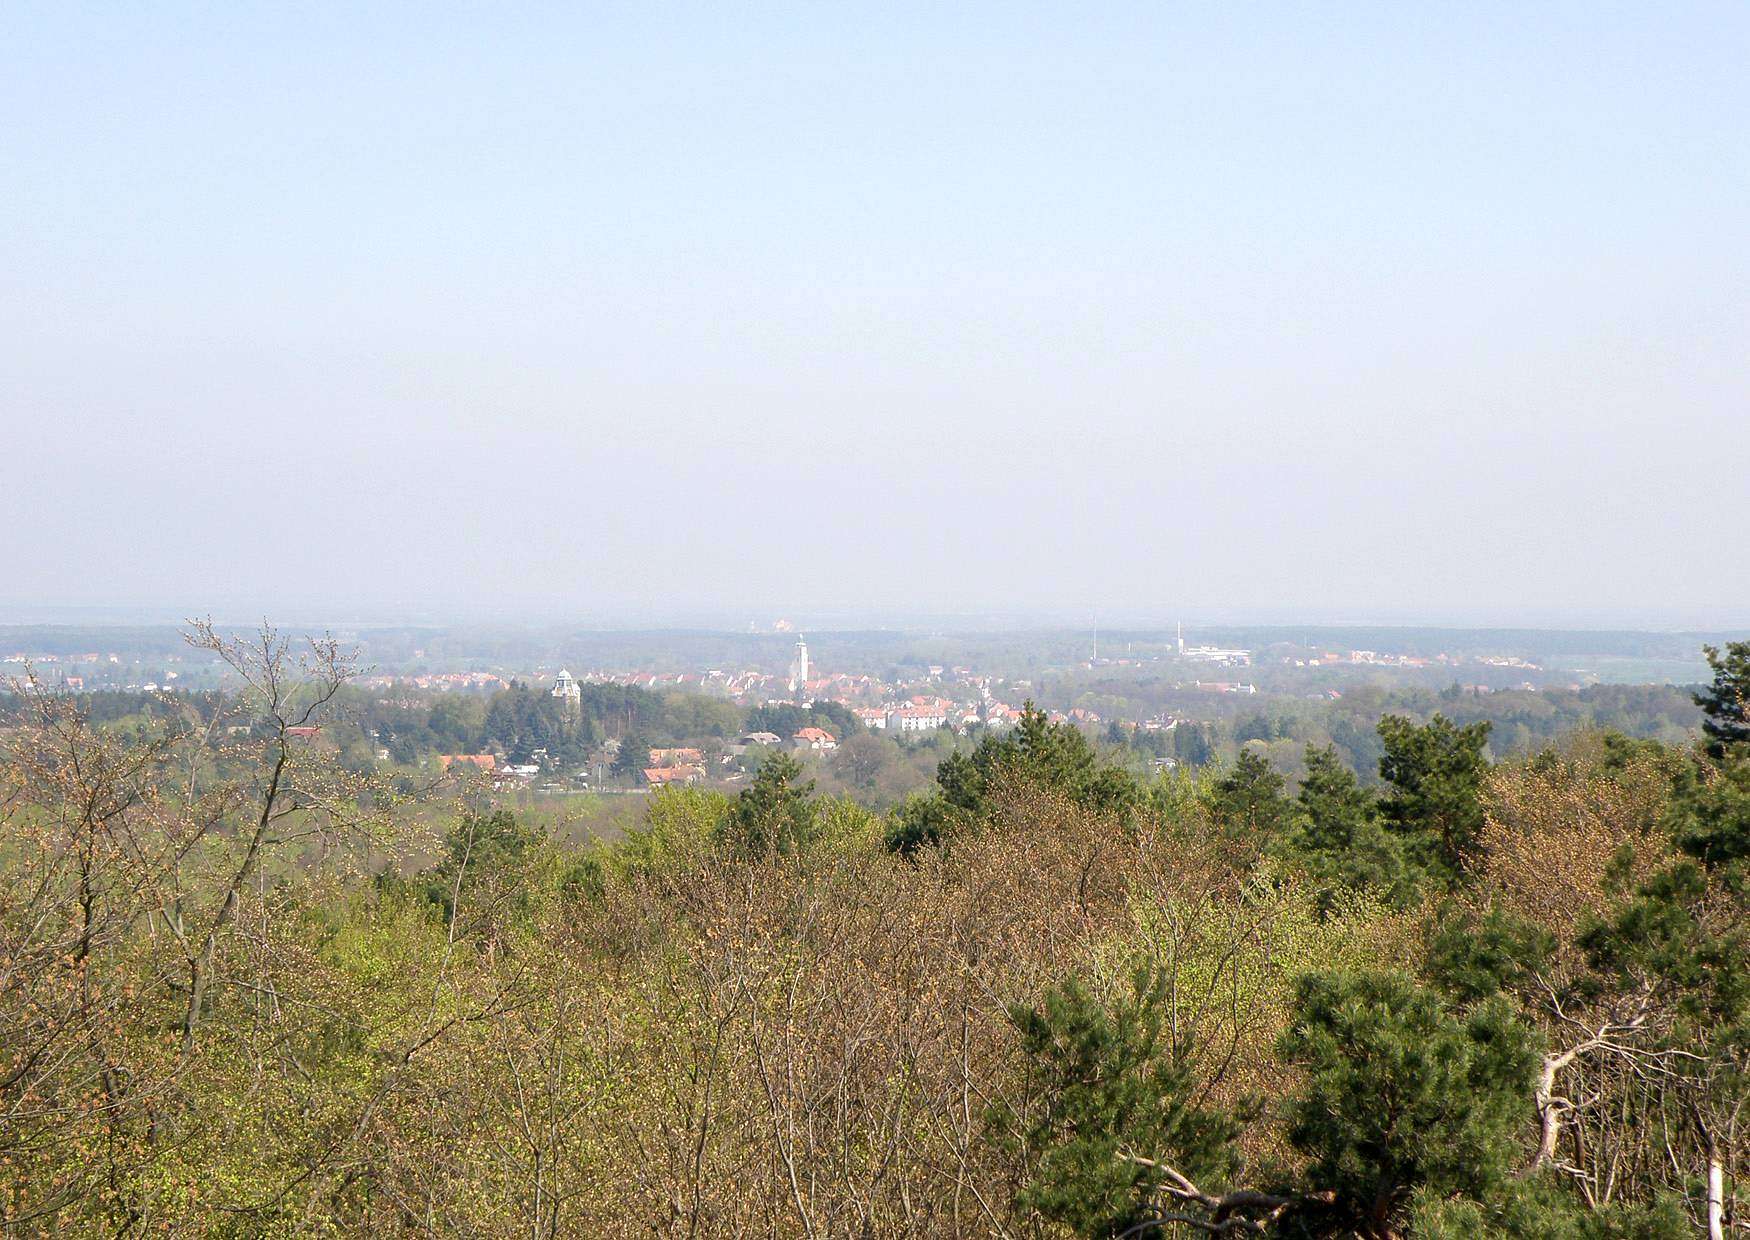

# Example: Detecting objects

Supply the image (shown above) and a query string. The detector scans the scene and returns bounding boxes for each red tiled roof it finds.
[643,765,703,784]
[439,753,496,770]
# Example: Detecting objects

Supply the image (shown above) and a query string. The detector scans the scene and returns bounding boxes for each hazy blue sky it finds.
[3,3,1746,627]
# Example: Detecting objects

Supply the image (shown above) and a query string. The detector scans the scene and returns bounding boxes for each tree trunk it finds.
[1708,1152,1724,1240]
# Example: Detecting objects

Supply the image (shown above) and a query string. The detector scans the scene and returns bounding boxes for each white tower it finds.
[552,669,581,714]
[788,637,810,698]
[1176,621,1185,656]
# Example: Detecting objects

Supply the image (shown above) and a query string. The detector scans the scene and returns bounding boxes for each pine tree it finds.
[1695,642,1750,758]
[724,750,817,857]
[1377,714,1492,881]
[613,724,652,778]
[885,702,1139,853]
[1281,744,1419,910]
[1209,748,1292,840]
[999,962,1240,1237]
[1278,971,1540,1238]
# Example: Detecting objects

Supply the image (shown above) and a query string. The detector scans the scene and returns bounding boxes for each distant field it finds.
[1545,656,1712,686]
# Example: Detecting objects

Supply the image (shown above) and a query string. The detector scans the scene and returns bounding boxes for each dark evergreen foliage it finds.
[1275,745,1421,911]
[998,963,1241,1237]
[1208,748,1293,841]
[885,703,1138,854]
[722,751,818,857]
[1276,971,1540,1237]
[1695,642,1750,758]
[1377,714,1493,880]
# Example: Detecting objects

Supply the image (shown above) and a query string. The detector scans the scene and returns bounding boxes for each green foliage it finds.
[1174,721,1216,768]
[999,962,1240,1238]
[1126,874,1405,1092]
[1424,903,1555,1003]
[1296,745,1377,854]
[1668,751,1750,879]
[1409,1179,1690,1239]
[882,791,950,855]
[595,786,730,885]
[10,638,1744,1234]
[1377,714,1493,880]
[480,682,598,766]
[1598,729,1680,774]
[1277,745,1420,911]
[721,751,818,857]
[417,809,543,920]
[1574,648,1750,1093]
[1583,859,1750,1031]
[351,676,753,773]
[885,703,1138,854]
[1278,971,1541,1235]
[1695,641,1750,757]
[1209,748,1292,840]
[744,700,862,744]
[1007,955,1565,1239]
[654,690,742,740]
[1573,749,1750,1239]
[1146,762,1208,823]
[809,794,882,851]
[612,723,652,777]
[1236,713,1284,744]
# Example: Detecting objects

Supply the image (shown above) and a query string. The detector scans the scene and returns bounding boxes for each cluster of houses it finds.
[847,695,1043,734]
[434,751,552,783]
[642,745,708,787]
[640,728,838,787]
[357,671,508,691]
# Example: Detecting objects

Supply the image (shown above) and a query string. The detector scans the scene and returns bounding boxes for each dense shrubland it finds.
[2,630,1748,1237]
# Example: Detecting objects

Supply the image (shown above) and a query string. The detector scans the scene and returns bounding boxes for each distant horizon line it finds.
[2,605,1748,640]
